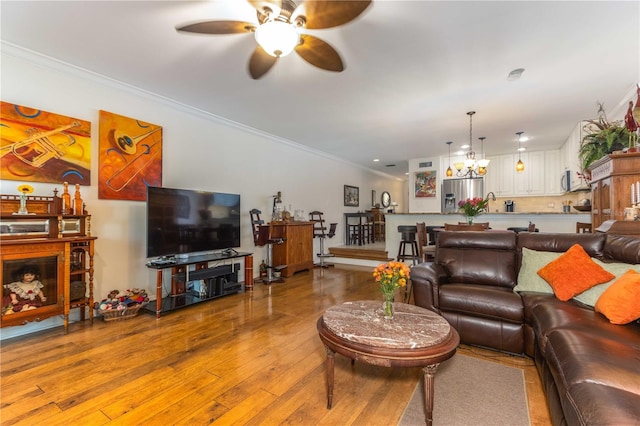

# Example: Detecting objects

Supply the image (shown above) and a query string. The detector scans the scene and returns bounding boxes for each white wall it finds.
[0,44,404,338]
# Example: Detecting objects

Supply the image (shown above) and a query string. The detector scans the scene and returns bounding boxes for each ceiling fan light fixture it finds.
[255,20,299,57]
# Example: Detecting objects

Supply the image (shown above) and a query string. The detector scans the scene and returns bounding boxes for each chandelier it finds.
[453,111,490,178]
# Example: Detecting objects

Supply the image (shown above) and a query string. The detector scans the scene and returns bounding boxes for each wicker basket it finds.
[99,303,146,322]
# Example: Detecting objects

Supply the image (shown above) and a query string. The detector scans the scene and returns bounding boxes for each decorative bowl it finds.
[572,205,591,212]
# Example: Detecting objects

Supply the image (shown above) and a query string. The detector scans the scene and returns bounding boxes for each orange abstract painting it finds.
[98,110,162,201]
[0,102,91,185]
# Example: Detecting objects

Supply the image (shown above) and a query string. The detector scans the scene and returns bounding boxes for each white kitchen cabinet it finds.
[514,151,545,195]
[485,154,515,196]
[562,121,592,191]
[545,150,563,195]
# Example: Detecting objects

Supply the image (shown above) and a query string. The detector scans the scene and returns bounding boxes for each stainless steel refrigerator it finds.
[441,178,484,213]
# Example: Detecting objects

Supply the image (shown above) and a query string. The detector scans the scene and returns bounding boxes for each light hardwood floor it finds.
[0,266,551,425]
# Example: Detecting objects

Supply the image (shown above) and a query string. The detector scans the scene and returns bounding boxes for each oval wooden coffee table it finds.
[317,300,459,426]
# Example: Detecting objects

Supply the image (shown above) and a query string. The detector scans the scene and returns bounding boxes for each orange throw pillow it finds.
[595,270,640,325]
[537,244,615,301]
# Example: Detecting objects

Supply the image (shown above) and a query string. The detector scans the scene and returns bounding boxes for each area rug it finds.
[399,354,531,426]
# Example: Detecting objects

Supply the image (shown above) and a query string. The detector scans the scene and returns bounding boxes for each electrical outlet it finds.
[547,203,555,208]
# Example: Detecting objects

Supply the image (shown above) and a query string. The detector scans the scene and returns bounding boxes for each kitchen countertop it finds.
[388,211,589,215]
[383,211,592,255]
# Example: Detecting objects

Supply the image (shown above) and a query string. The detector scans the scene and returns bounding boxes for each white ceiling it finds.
[1,1,639,179]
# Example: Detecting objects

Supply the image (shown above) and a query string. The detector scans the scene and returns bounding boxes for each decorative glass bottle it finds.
[17,193,28,215]
[61,182,71,215]
[73,184,83,215]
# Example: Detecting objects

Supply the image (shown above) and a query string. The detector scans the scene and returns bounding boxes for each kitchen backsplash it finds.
[486,192,590,213]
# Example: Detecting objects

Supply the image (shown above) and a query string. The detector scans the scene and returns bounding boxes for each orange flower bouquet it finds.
[373,261,410,319]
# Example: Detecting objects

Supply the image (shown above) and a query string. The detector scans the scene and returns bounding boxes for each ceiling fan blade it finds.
[247,0,282,16]
[292,1,372,29]
[176,21,255,35]
[295,34,343,72]
[248,46,278,79]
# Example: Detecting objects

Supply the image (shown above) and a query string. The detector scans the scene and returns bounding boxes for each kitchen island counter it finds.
[384,212,591,256]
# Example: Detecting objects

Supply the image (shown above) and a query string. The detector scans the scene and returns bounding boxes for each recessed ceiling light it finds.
[460,144,470,149]
[373,158,380,162]
[508,68,525,81]
[518,147,526,152]
[519,136,529,142]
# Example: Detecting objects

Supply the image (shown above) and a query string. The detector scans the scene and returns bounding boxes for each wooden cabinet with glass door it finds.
[1,192,96,333]
[589,152,640,229]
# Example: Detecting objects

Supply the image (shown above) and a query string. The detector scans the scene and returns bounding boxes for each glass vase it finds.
[17,193,28,215]
[382,292,394,319]
[466,215,474,225]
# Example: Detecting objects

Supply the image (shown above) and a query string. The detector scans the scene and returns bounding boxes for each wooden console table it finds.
[317,301,459,425]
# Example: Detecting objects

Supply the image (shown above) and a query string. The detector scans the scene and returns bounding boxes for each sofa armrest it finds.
[410,262,448,312]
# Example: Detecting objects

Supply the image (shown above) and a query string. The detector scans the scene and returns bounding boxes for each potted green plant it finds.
[579,102,634,172]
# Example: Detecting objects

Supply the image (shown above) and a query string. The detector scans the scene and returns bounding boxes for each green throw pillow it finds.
[514,248,561,294]
[573,259,640,307]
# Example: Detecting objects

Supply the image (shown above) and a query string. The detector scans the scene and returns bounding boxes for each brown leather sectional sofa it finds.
[411,231,640,425]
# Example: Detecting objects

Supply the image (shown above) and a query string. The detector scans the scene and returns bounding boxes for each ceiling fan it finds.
[176,0,372,79]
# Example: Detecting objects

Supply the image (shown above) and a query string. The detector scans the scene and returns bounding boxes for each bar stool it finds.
[250,209,285,284]
[309,211,337,268]
[396,225,420,265]
[397,225,419,303]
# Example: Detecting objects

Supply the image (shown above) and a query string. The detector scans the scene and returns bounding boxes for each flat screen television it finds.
[146,186,241,258]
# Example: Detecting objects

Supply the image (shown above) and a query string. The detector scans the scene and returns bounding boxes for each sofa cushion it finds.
[562,382,640,426]
[537,244,614,301]
[439,283,523,323]
[573,260,640,307]
[526,297,598,353]
[437,231,517,289]
[543,327,640,425]
[517,232,606,260]
[603,234,640,264]
[513,247,559,294]
[595,270,640,324]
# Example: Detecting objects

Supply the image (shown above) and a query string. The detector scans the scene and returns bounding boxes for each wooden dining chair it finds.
[445,223,486,231]
[576,222,592,233]
[416,222,435,261]
[458,222,490,229]
[372,207,386,241]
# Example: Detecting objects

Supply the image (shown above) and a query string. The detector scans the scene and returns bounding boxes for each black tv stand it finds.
[145,251,252,317]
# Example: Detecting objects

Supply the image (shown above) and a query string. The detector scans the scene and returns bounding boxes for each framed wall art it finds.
[415,171,437,198]
[344,185,359,207]
[98,110,162,201]
[0,102,91,185]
